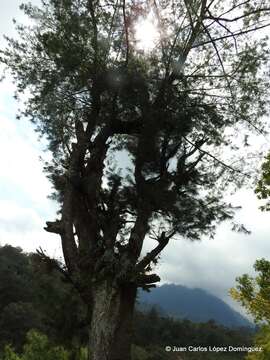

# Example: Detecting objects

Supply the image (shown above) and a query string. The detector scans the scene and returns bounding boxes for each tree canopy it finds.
[230,259,270,324]
[230,259,270,360]
[255,154,270,211]
[1,0,269,287]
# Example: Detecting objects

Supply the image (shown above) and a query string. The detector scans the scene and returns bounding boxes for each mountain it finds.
[138,284,252,328]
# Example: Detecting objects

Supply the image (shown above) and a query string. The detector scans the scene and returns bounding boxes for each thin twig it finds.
[183,136,250,177]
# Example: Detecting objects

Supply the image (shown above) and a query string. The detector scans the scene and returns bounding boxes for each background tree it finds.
[230,259,270,324]
[2,330,70,360]
[244,325,270,360]
[0,246,42,351]
[231,143,270,359]
[230,116,270,359]
[255,154,270,211]
[0,245,87,356]
[230,259,270,360]
[1,0,270,359]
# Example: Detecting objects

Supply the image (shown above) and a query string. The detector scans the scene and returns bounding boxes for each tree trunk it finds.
[89,281,137,360]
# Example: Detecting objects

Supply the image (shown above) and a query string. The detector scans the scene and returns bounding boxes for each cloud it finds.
[0,72,58,257]
[140,189,270,314]
[0,0,59,258]
[0,96,53,206]
[0,199,61,257]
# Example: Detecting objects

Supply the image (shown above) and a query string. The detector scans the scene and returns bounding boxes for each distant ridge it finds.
[138,284,252,328]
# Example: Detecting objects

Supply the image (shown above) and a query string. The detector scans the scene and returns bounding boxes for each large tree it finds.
[1,0,270,359]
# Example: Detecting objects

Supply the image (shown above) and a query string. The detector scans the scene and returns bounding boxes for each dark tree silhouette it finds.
[1,0,270,359]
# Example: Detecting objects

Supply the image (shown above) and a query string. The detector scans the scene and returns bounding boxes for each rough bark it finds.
[89,281,137,360]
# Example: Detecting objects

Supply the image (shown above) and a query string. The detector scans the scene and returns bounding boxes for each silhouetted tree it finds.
[1,1,270,359]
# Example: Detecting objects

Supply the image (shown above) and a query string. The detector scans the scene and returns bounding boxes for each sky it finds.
[1,0,270,317]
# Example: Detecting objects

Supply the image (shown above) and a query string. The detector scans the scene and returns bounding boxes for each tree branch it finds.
[192,22,270,49]
[36,247,82,294]
[128,207,151,262]
[207,8,270,24]
[44,220,63,235]
[136,232,169,271]
[182,0,207,60]
[122,0,129,66]
[183,136,250,176]
[87,0,98,68]
[135,273,160,287]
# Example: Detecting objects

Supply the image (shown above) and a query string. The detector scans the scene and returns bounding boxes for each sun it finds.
[134,11,159,52]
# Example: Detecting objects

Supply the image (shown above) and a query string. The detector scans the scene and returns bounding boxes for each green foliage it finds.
[230,259,270,324]
[0,246,43,350]
[246,325,270,360]
[0,245,87,354]
[255,154,270,211]
[0,246,33,309]
[2,345,21,360]
[134,307,252,359]
[76,347,88,360]
[230,260,270,358]
[131,345,149,360]
[22,330,69,360]
[0,302,43,351]
[2,330,69,360]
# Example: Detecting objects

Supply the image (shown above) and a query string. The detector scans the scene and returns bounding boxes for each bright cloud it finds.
[0,73,58,256]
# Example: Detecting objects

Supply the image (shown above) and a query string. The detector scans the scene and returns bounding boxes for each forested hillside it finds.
[0,245,254,359]
[138,284,252,328]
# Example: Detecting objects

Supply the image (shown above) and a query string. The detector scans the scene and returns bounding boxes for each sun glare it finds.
[134,12,159,52]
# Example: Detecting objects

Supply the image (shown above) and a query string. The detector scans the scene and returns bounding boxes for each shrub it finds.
[2,330,69,360]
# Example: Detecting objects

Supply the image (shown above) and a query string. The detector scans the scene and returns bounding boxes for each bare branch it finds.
[209,13,238,51]
[44,220,63,235]
[183,136,250,176]
[192,22,270,49]
[182,0,207,60]
[36,247,82,293]
[207,8,270,23]
[106,0,120,59]
[201,21,235,101]
[122,0,129,66]
[87,0,98,68]
[136,232,169,271]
